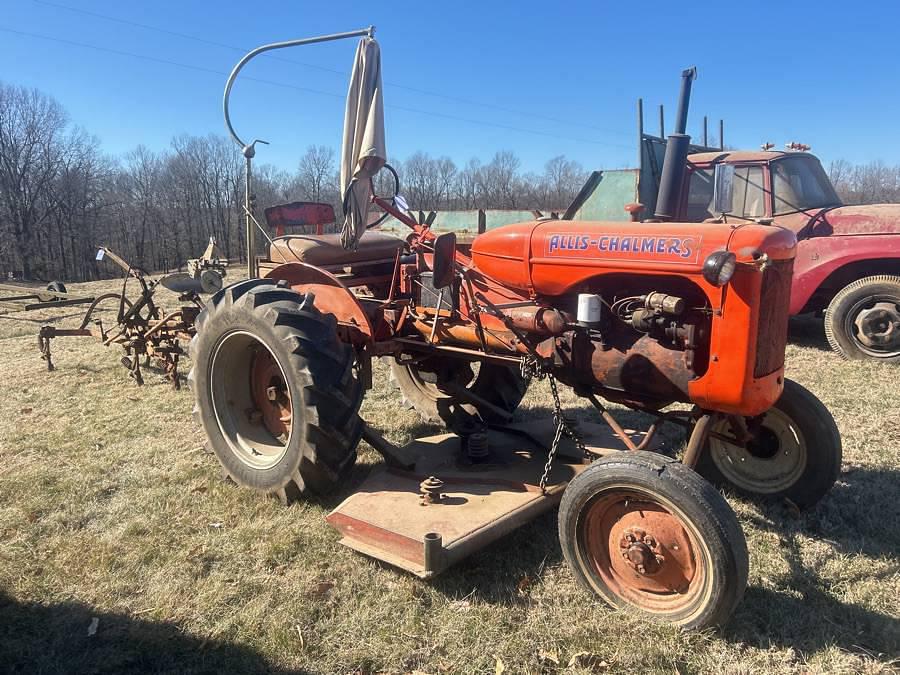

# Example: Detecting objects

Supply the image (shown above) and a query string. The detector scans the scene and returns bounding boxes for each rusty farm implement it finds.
[36,242,226,387]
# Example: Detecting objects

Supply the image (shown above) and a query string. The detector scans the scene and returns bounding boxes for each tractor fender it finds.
[263,262,374,345]
[790,235,900,314]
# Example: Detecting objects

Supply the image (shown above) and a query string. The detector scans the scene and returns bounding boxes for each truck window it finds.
[772,156,841,214]
[731,166,766,219]
[686,167,715,221]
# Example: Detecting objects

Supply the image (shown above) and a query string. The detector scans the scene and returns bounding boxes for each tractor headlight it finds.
[702,251,737,287]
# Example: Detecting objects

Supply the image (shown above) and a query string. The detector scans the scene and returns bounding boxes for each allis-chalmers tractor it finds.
[188,34,842,629]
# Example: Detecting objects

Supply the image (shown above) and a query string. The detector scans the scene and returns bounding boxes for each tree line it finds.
[0,82,589,282]
[2,81,898,283]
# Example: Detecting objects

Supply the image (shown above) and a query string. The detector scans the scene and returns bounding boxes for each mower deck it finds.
[326,420,652,578]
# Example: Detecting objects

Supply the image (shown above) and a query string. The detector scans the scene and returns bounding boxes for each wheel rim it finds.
[709,409,806,494]
[210,330,292,470]
[846,294,900,358]
[578,487,710,617]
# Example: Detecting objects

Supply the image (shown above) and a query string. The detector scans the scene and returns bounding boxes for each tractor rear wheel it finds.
[189,279,363,504]
[388,357,527,427]
[559,451,748,630]
[824,275,900,362]
[695,379,841,510]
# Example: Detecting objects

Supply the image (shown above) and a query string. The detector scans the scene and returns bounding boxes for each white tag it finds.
[96,248,105,261]
[394,194,409,212]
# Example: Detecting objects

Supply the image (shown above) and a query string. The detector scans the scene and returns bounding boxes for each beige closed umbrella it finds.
[340,37,386,249]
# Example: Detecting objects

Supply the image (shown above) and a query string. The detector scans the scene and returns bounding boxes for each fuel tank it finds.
[470,219,796,295]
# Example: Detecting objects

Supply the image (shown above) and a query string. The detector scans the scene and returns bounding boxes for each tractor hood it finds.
[470,219,796,296]
[812,204,900,237]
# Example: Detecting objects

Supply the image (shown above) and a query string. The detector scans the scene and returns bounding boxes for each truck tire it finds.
[388,357,527,427]
[189,279,363,504]
[824,275,900,362]
[37,281,67,302]
[559,451,748,630]
[696,379,841,510]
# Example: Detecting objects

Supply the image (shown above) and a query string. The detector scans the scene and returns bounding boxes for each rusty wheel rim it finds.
[849,296,900,358]
[578,487,710,617]
[709,409,806,494]
[250,348,293,443]
[210,331,292,470]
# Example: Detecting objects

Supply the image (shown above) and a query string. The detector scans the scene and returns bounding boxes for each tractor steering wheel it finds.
[367,163,401,229]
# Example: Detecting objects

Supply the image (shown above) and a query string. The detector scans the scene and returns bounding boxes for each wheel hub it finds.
[250,349,292,443]
[618,528,665,575]
[854,301,900,350]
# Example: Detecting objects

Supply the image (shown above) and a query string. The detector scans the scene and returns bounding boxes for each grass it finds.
[0,280,898,674]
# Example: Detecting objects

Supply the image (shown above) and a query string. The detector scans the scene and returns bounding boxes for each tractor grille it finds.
[754,259,794,378]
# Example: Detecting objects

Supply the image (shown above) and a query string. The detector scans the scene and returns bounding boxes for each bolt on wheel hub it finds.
[619,528,665,575]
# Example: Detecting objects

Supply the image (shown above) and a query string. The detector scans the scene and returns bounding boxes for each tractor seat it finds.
[269,231,405,268]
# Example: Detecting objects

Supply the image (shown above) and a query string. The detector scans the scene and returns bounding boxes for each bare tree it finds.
[0,83,69,277]
[294,145,336,203]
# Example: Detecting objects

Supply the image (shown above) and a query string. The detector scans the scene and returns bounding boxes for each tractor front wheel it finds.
[558,452,748,630]
[695,379,841,510]
[189,279,363,504]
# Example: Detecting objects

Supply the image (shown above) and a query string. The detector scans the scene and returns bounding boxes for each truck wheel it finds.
[696,379,841,510]
[559,452,748,630]
[38,281,67,302]
[824,275,900,362]
[189,279,363,504]
[388,357,527,426]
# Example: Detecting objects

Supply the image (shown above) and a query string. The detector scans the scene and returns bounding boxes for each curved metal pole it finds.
[223,25,375,150]
[221,25,375,278]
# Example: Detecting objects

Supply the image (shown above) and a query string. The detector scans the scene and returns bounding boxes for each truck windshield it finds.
[772,156,841,215]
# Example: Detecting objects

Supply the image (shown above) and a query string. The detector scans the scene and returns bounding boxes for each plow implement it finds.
[36,243,225,387]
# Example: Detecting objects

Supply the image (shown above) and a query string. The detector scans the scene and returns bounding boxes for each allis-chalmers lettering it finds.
[546,232,701,262]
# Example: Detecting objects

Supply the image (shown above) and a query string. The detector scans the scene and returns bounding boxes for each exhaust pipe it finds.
[654,67,697,221]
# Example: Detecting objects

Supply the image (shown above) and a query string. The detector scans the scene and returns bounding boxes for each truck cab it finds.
[682,149,900,361]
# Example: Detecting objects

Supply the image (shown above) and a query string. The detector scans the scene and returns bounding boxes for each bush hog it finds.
[188,31,842,630]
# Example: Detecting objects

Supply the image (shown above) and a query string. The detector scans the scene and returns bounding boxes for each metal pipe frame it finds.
[222,25,376,278]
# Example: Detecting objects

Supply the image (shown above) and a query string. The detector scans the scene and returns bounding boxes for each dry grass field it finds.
[1,278,898,674]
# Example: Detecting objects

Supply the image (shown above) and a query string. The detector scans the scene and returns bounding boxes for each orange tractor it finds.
[190,35,841,629]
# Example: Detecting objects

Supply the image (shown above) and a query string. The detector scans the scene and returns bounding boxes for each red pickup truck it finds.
[684,150,900,362]
[567,139,900,363]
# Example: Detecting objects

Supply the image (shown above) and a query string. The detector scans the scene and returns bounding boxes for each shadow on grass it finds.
[728,524,900,659]
[725,468,900,658]
[0,591,308,674]
[788,314,831,352]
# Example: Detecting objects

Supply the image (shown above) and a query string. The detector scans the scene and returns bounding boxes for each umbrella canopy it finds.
[340,37,386,249]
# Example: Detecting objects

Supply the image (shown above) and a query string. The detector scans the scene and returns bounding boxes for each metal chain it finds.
[526,357,589,494]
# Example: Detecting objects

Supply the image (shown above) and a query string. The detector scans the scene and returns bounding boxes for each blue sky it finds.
[1,1,897,174]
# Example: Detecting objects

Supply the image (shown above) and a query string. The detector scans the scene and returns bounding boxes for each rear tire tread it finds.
[189,280,362,502]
